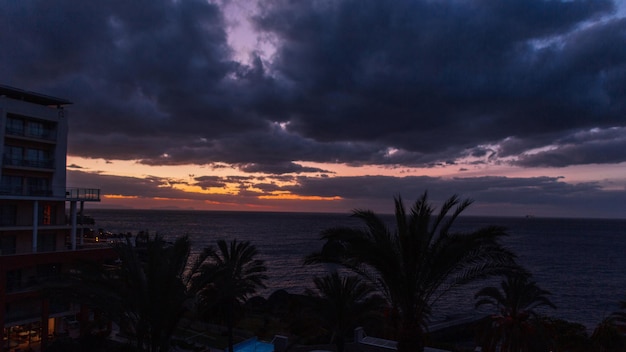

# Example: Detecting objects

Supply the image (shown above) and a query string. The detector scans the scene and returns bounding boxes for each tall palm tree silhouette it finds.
[188,239,267,352]
[61,234,191,352]
[308,272,384,352]
[306,192,518,352]
[474,272,556,352]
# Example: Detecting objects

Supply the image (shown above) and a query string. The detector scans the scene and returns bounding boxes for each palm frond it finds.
[304,192,521,352]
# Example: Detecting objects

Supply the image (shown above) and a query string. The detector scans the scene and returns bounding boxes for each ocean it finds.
[88,209,626,330]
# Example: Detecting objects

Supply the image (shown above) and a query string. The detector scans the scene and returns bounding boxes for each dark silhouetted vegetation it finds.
[188,239,268,352]
[306,192,520,352]
[306,272,385,352]
[474,272,556,351]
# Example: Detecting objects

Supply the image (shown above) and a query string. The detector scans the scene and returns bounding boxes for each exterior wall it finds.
[0,106,5,173]
[0,88,109,352]
[0,97,66,193]
[52,109,68,198]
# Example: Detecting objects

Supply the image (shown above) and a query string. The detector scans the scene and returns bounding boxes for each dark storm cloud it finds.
[281,174,626,217]
[67,169,190,200]
[254,0,624,163]
[67,169,270,208]
[195,176,227,189]
[282,175,571,201]
[515,127,626,167]
[134,122,382,170]
[2,0,264,157]
[239,162,328,174]
[1,0,625,170]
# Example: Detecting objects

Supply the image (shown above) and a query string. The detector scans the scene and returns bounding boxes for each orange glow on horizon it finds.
[175,184,242,195]
[104,194,139,199]
[259,193,342,201]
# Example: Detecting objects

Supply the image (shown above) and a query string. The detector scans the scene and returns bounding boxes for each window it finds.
[4,145,22,166]
[37,233,57,252]
[0,235,16,255]
[40,204,55,225]
[6,116,24,135]
[0,204,17,225]
[26,148,47,168]
[6,115,55,140]
[0,175,23,195]
[26,121,45,138]
[37,262,60,278]
[6,269,21,291]
[27,177,50,196]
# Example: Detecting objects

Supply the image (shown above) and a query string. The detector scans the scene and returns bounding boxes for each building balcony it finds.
[0,186,53,197]
[5,127,57,142]
[65,188,100,201]
[0,187,100,200]
[3,156,55,170]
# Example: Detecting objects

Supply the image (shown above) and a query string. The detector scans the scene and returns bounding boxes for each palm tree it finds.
[122,234,191,352]
[308,272,385,352]
[59,234,192,352]
[474,272,556,352]
[188,239,268,352]
[305,192,519,352]
[590,299,626,351]
[608,299,626,325]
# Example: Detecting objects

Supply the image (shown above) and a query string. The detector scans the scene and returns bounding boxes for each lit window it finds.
[43,205,52,225]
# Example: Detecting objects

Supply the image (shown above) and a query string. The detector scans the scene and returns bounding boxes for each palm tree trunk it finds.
[336,334,345,352]
[397,320,425,352]
[227,302,235,352]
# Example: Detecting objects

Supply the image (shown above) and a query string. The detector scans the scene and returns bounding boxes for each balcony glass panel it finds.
[5,269,21,292]
[0,204,17,225]
[1,235,17,255]
[5,117,24,135]
[3,147,53,169]
[0,175,22,195]
[5,115,56,140]
[0,176,52,196]
[5,299,40,323]
[28,177,51,196]
[26,121,44,138]
[37,232,57,252]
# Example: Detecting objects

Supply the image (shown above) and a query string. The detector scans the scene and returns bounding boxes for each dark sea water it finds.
[88,209,626,330]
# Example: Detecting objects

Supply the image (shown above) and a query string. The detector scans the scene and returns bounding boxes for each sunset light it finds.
[2,3,626,351]
[3,0,625,218]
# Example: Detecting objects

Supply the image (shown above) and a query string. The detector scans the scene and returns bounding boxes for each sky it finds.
[1,0,625,218]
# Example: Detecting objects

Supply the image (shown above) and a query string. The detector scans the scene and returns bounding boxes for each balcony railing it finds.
[3,156,54,169]
[65,188,100,201]
[0,187,100,200]
[0,186,53,197]
[5,127,57,141]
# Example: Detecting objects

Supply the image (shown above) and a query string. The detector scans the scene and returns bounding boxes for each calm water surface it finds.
[89,209,626,329]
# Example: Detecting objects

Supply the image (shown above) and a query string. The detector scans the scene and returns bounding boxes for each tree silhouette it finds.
[609,299,626,326]
[306,192,518,352]
[59,234,191,352]
[591,299,626,351]
[474,272,556,352]
[188,239,267,352]
[308,272,384,352]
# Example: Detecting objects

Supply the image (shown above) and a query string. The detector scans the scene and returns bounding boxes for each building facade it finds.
[0,85,115,351]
